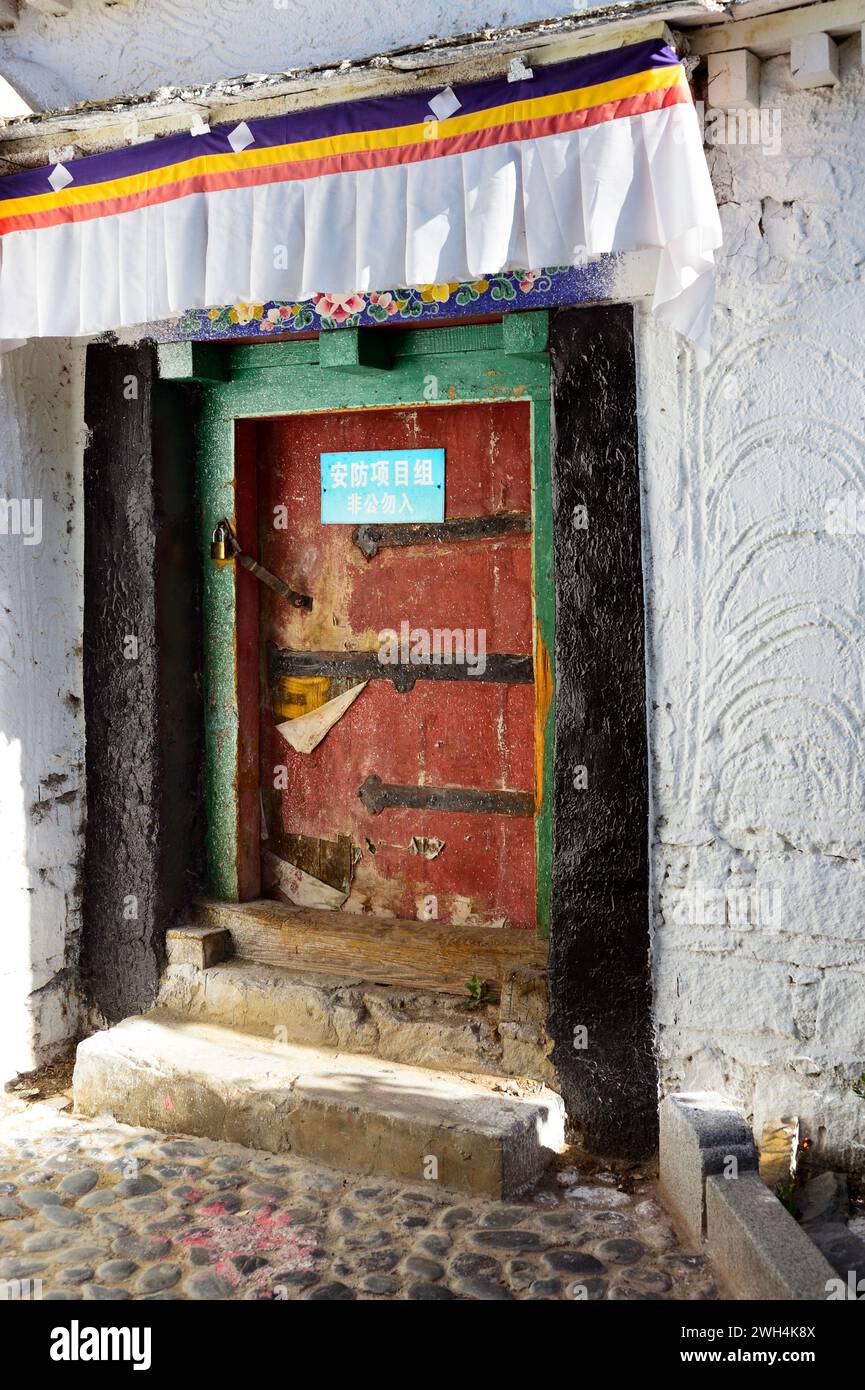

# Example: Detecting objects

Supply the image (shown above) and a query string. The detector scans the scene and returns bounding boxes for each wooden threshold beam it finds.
[197,898,547,995]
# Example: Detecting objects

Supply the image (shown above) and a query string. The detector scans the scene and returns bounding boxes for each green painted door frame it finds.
[160,313,554,934]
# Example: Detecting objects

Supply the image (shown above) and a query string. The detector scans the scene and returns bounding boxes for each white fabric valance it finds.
[0,38,721,350]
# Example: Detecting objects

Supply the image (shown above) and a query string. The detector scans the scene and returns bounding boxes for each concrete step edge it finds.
[73,1013,565,1198]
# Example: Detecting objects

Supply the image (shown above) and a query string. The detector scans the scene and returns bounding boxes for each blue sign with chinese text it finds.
[320,449,445,524]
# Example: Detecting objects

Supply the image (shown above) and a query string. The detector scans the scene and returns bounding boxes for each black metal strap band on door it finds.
[354,511,531,559]
[359,774,534,817]
[267,642,533,693]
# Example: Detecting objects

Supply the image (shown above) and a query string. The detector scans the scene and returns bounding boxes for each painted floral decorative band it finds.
[154,261,620,342]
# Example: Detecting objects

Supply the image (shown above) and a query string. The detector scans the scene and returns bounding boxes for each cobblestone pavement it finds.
[0,1098,720,1302]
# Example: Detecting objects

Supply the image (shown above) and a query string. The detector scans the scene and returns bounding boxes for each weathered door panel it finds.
[258,400,538,930]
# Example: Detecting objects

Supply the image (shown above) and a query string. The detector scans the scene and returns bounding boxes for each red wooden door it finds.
[257,401,537,931]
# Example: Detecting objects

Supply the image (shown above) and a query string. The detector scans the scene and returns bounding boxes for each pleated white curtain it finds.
[0,46,721,351]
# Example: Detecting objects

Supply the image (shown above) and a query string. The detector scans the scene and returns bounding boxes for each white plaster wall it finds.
[638,40,865,1169]
[0,339,86,1082]
[0,0,588,105]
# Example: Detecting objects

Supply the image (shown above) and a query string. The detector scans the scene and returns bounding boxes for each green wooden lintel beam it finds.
[319,327,393,372]
[157,342,231,383]
[502,310,549,358]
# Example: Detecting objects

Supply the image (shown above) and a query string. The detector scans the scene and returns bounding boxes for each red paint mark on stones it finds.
[177,1203,314,1294]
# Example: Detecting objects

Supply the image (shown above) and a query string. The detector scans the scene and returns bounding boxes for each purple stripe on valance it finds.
[0,38,679,201]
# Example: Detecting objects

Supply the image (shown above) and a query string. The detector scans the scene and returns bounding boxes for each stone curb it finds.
[659,1091,759,1240]
[659,1092,838,1301]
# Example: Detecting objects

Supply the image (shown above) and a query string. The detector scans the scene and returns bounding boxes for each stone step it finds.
[157,953,556,1087]
[73,1013,565,1199]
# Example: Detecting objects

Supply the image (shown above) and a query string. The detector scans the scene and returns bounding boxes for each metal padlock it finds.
[210,519,230,561]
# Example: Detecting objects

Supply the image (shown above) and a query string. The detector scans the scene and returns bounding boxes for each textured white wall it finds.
[0,339,86,1081]
[638,41,865,1169]
[0,0,584,105]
